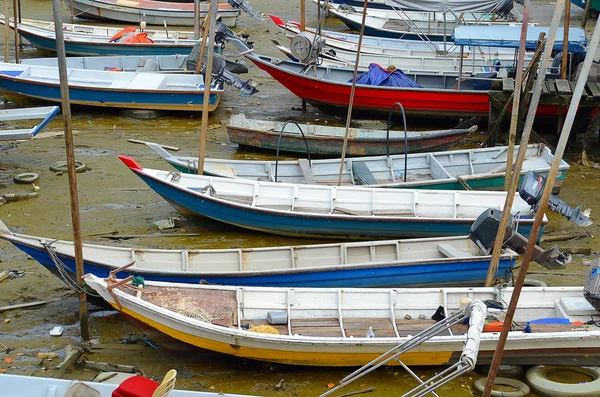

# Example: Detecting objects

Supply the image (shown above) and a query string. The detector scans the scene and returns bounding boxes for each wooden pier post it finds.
[483,0,564,290]
[193,0,200,40]
[483,14,600,397]
[4,0,9,62]
[51,0,89,341]
[337,0,368,186]
[11,0,17,63]
[505,0,531,188]
[301,0,306,31]
[197,0,217,175]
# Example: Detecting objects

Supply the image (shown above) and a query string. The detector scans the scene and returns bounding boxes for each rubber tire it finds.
[477,364,525,378]
[50,161,87,173]
[473,377,530,397]
[526,365,600,397]
[13,172,39,184]
[510,278,548,287]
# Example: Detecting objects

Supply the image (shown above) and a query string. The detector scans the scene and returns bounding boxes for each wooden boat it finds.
[239,52,559,119]
[0,16,212,56]
[316,0,519,12]
[119,155,546,239]
[145,142,569,193]
[272,40,495,75]
[2,373,257,397]
[0,106,59,140]
[84,273,600,367]
[0,221,517,288]
[21,54,248,75]
[68,0,240,27]
[226,114,473,156]
[326,2,518,41]
[0,63,223,112]
[269,15,521,58]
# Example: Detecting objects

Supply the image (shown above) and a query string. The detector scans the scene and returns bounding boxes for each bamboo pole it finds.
[197,0,217,175]
[337,0,368,186]
[558,0,570,133]
[301,0,306,31]
[504,0,531,189]
[4,0,9,62]
[483,0,565,289]
[195,12,210,75]
[11,0,17,62]
[51,0,89,341]
[483,15,600,397]
[582,0,592,27]
[193,0,200,40]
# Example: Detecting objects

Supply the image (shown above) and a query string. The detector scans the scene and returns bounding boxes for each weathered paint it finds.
[9,240,516,288]
[226,125,469,156]
[130,167,546,240]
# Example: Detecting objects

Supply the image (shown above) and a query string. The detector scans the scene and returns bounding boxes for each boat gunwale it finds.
[85,274,598,347]
[131,165,545,225]
[2,231,518,277]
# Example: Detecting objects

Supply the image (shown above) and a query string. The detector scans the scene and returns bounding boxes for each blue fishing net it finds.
[350,64,422,88]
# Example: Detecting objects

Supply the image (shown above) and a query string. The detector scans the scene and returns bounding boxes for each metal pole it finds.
[197,0,217,175]
[483,0,564,289]
[457,45,464,89]
[301,0,306,31]
[337,0,368,186]
[193,0,200,40]
[11,0,17,62]
[51,0,89,341]
[317,0,320,23]
[483,15,600,397]
[505,0,531,189]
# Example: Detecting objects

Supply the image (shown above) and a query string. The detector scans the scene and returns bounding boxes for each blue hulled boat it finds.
[119,156,547,239]
[0,221,517,288]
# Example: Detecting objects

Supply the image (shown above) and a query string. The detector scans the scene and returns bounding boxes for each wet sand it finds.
[0,0,599,395]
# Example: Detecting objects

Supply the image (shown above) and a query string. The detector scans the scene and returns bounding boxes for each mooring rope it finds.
[43,242,101,297]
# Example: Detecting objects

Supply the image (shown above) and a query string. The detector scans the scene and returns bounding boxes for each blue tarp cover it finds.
[351,64,422,88]
[452,26,588,53]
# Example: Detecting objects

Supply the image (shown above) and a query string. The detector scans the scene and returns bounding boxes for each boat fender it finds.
[13,172,39,184]
[473,377,530,397]
[526,365,600,397]
[50,161,87,173]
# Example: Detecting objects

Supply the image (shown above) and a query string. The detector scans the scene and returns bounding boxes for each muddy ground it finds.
[0,0,599,395]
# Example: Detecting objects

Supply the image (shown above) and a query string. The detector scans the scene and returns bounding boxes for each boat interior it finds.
[126,284,596,338]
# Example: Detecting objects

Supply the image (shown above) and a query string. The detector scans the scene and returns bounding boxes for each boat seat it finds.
[437,243,473,258]
[352,162,377,185]
[128,73,167,89]
[298,159,316,184]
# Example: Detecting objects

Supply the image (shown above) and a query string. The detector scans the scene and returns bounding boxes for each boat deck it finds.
[136,284,591,339]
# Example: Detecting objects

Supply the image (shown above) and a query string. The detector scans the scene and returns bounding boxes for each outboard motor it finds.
[584,260,600,311]
[495,0,515,17]
[469,208,571,270]
[519,171,592,227]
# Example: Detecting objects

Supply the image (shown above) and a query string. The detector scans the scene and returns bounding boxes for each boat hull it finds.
[9,240,515,288]
[226,125,468,156]
[69,0,239,27]
[119,303,600,366]
[85,276,600,368]
[131,169,543,239]
[247,55,564,118]
[18,30,198,57]
[0,74,221,112]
